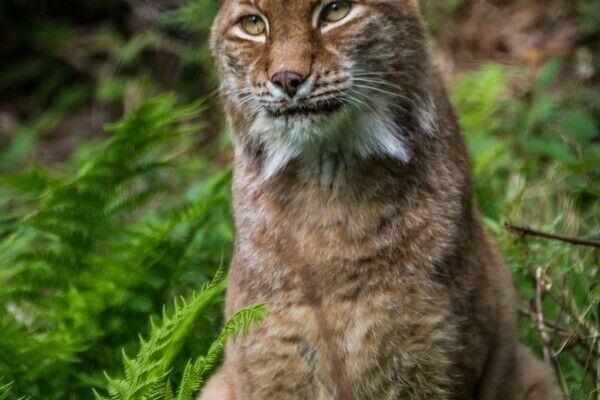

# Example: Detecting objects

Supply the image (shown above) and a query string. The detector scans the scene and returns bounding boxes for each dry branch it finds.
[504,223,600,248]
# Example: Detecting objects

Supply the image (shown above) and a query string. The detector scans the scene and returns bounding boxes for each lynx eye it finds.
[240,15,266,35]
[320,1,351,23]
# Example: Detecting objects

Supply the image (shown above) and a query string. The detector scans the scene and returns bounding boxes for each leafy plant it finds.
[0,95,233,399]
[451,61,599,399]
[95,268,265,400]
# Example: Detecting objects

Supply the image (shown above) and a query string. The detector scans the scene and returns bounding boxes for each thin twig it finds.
[581,337,597,393]
[519,307,600,360]
[504,223,600,248]
[535,267,553,364]
[550,291,599,339]
[597,339,599,400]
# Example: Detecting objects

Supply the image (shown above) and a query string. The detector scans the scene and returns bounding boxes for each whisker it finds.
[235,94,257,109]
[351,88,409,114]
[309,91,350,102]
[351,77,416,94]
[353,71,410,77]
[346,90,388,117]
[352,84,413,103]
[259,100,286,105]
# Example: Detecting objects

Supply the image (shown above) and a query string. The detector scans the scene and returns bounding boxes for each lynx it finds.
[199,0,562,398]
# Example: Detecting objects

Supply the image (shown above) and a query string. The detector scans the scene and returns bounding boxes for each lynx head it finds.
[210,0,436,180]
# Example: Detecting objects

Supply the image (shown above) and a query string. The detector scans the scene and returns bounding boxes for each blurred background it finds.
[0,0,598,399]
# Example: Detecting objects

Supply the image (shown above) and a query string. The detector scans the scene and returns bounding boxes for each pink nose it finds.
[271,71,305,97]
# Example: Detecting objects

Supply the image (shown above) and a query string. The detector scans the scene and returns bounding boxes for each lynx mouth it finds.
[266,99,345,118]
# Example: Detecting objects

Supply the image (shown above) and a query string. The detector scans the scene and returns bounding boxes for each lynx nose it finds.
[271,71,305,97]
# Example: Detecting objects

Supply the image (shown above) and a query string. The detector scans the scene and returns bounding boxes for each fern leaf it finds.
[174,303,267,400]
[0,382,13,400]
[100,277,224,399]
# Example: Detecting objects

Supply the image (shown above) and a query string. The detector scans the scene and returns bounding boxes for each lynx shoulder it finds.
[199,1,563,399]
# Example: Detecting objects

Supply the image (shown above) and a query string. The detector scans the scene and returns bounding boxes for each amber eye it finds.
[240,15,266,35]
[320,1,351,23]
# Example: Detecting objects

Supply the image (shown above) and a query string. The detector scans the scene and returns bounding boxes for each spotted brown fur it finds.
[200,0,563,399]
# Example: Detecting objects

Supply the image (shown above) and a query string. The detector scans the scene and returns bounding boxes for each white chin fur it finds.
[244,100,413,182]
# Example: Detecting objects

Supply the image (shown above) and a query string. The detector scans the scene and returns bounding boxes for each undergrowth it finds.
[0,96,236,399]
[451,62,599,399]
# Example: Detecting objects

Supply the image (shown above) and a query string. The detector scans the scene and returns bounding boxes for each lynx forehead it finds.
[211,0,434,180]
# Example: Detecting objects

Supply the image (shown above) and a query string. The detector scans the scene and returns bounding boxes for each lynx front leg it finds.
[197,369,235,400]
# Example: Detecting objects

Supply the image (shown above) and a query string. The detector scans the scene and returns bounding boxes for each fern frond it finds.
[0,381,28,400]
[0,95,223,399]
[100,276,224,400]
[174,303,267,400]
[0,382,13,400]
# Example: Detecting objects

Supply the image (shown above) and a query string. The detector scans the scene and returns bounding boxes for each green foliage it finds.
[451,61,599,399]
[94,271,265,400]
[0,96,234,399]
[0,383,14,400]
[0,0,219,173]
[577,0,600,35]
[167,303,266,400]
[0,380,28,400]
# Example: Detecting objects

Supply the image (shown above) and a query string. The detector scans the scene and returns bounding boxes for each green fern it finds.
[93,263,226,400]
[0,382,13,400]
[0,95,232,399]
[171,303,266,400]
[0,381,27,400]
[95,270,265,400]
